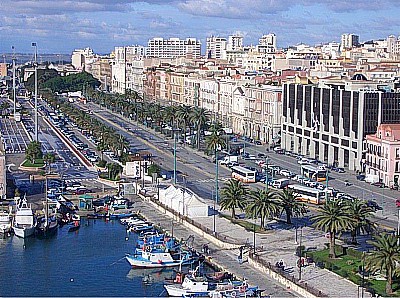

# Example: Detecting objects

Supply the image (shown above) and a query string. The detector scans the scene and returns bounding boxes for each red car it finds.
[74,188,90,195]
[396,199,400,208]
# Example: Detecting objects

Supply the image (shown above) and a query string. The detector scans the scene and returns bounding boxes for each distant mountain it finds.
[1,53,71,65]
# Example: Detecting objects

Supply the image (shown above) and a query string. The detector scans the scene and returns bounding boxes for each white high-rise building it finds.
[71,47,96,70]
[341,33,360,50]
[227,34,243,51]
[146,37,201,59]
[206,36,227,59]
[257,33,277,53]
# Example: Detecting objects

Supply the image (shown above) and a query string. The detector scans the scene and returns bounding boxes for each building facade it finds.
[146,38,201,59]
[365,124,400,187]
[206,36,227,59]
[281,80,400,171]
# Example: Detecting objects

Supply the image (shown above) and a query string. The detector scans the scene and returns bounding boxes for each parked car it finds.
[366,200,383,211]
[257,153,266,158]
[396,199,400,208]
[74,188,91,195]
[356,174,366,181]
[371,182,385,188]
[255,140,262,145]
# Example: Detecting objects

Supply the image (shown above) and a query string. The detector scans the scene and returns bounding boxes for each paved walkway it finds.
[131,195,298,298]
[131,194,372,298]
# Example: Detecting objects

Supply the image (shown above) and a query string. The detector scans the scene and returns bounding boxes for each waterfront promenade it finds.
[131,194,372,298]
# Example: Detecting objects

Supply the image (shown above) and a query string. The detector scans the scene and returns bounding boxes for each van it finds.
[272,178,290,189]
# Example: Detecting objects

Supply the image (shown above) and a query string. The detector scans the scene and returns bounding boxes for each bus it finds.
[231,166,257,183]
[301,165,327,182]
[287,184,325,204]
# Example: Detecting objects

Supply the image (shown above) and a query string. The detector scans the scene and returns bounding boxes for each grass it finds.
[21,159,45,168]
[308,248,400,297]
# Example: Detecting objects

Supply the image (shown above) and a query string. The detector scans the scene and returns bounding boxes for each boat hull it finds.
[126,255,195,269]
[164,285,209,297]
[0,223,12,234]
[13,226,36,238]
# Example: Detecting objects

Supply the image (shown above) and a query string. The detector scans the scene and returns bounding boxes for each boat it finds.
[109,212,134,220]
[68,214,81,232]
[36,196,58,238]
[164,275,209,297]
[0,210,12,235]
[13,197,36,238]
[126,247,196,269]
[87,213,106,219]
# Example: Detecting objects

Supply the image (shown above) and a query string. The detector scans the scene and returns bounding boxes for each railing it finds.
[148,195,243,245]
[249,252,328,297]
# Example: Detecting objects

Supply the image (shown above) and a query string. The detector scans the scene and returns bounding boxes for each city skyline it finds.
[1,0,400,54]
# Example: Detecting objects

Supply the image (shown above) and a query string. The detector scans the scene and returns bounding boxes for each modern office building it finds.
[227,34,243,51]
[146,38,201,59]
[281,78,400,171]
[365,124,400,187]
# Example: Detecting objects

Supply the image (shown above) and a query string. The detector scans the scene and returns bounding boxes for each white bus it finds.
[287,184,325,205]
[231,166,257,183]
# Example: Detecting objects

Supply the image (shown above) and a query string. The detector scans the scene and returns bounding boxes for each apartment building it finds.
[85,57,112,91]
[146,38,201,59]
[206,36,227,59]
[281,78,400,171]
[365,124,400,187]
[341,33,360,50]
[71,48,97,70]
[257,34,277,53]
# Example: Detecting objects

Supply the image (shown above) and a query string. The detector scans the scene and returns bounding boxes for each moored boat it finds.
[13,197,36,238]
[126,247,196,269]
[68,214,81,232]
[0,210,12,235]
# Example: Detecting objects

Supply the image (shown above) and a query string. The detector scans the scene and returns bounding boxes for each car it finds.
[396,199,400,208]
[367,200,383,211]
[227,161,239,168]
[371,182,385,188]
[74,188,90,195]
[255,141,262,145]
[316,184,326,190]
[356,174,366,181]
[257,153,266,158]
[66,183,82,191]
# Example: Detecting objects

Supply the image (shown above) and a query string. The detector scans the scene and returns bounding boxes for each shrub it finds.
[347,248,363,258]
[97,160,107,168]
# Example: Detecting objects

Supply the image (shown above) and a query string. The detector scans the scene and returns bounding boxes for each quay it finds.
[131,192,372,298]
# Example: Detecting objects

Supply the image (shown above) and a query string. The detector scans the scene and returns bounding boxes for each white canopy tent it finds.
[159,184,209,217]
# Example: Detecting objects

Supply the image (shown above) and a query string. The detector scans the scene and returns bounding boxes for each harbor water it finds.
[0,218,207,297]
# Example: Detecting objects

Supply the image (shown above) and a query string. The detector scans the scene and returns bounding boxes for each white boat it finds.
[164,275,209,297]
[0,210,12,234]
[13,197,36,238]
[126,248,195,269]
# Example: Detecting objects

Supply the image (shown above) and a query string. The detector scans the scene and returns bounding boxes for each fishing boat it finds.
[36,196,58,238]
[68,214,81,232]
[0,210,12,235]
[13,197,36,238]
[126,247,196,269]
[164,274,209,297]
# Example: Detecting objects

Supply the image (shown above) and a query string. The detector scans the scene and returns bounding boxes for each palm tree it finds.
[220,179,248,218]
[43,152,56,173]
[366,233,400,295]
[25,141,43,164]
[205,122,226,204]
[274,188,307,224]
[176,105,191,146]
[345,199,375,244]
[311,200,355,258]
[190,107,211,150]
[247,189,279,229]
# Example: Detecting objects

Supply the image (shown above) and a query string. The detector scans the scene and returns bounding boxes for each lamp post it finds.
[32,42,38,142]
[253,217,256,254]
[325,170,329,202]
[173,129,177,185]
[212,187,216,235]
[12,46,16,117]
[298,226,303,280]
[265,157,270,191]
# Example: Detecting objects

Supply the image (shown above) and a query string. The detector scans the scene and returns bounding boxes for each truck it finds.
[220,155,239,165]
[365,174,379,184]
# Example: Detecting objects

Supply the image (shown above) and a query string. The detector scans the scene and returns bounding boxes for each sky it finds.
[1,0,400,55]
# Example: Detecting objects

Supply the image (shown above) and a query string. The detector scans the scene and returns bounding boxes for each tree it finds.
[311,200,355,258]
[366,234,400,295]
[220,179,248,218]
[25,141,43,164]
[176,105,191,146]
[345,199,375,244]
[274,188,307,224]
[205,122,226,204]
[247,189,279,229]
[190,107,211,150]
[43,152,56,173]
[106,163,123,180]
[147,164,161,178]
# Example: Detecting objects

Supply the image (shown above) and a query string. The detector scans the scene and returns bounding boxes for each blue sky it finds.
[1,0,400,54]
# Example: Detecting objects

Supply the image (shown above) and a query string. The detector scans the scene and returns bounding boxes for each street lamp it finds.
[173,128,180,185]
[32,42,38,142]
[264,157,270,191]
